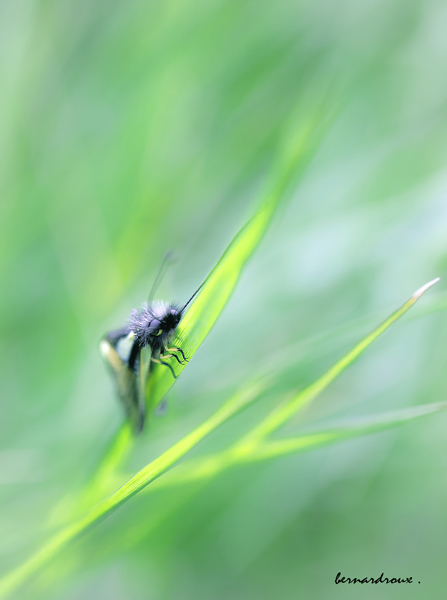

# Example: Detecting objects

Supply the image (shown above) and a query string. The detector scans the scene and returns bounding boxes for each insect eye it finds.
[150,319,161,329]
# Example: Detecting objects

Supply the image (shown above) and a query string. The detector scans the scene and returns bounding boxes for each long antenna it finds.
[147,250,175,302]
[180,277,207,313]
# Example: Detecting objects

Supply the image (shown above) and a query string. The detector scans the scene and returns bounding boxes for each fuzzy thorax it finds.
[128,301,181,351]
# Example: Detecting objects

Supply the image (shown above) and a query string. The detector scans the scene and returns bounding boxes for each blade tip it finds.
[412,277,440,300]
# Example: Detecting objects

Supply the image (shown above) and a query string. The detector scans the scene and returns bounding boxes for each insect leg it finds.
[161,351,184,366]
[151,357,177,379]
[166,347,188,363]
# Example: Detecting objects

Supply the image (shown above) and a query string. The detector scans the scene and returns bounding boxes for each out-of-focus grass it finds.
[78,107,324,507]
[0,278,439,599]
[1,0,447,599]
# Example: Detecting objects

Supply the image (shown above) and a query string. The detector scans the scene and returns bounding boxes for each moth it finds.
[100,260,204,434]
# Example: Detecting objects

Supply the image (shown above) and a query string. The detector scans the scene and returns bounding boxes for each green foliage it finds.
[0,258,439,597]
[1,1,447,599]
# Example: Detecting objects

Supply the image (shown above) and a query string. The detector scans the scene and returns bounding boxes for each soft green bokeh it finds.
[1,0,447,599]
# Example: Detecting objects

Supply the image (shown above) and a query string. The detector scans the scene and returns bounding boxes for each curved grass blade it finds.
[82,276,441,512]
[244,277,441,443]
[90,109,326,495]
[145,113,326,412]
[148,400,447,488]
[0,280,439,598]
[0,380,264,599]
[251,400,447,460]
[58,107,329,518]
[89,109,326,495]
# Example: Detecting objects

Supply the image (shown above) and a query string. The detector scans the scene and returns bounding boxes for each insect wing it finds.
[100,331,144,433]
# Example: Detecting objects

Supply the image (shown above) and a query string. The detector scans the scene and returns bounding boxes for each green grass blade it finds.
[252,400,447,459]
[90,110,326,500]
[148,400,447,488]
[0,380,264,598]
[244,278,440,442]
[1,281,438,597]
[146,113,325,411]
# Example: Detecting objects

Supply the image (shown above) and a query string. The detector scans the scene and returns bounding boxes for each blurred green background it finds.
[1,0,447,598]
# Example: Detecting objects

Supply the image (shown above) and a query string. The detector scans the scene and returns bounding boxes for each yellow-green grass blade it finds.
[0,281,438,597]
[90,109,326,499]
[146,112,326,412]
[87,277,440,509]
[87,276,441,508]
[0,380,264,599]
[253,401,447,459]
[90,110,325,499]
[149,400,447,488]
[58,399,447,566]
[244,277,440,443]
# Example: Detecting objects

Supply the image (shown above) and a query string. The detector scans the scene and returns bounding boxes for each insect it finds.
[100,256,204,434]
